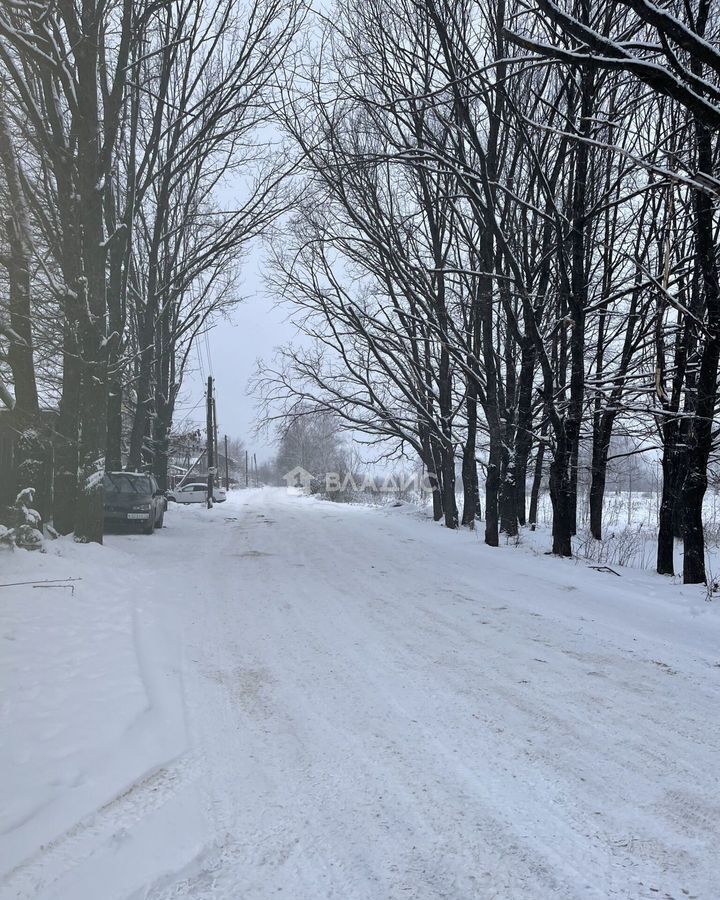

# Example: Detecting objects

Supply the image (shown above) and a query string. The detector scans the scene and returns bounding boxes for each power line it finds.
[203,328,214,377]
[175,395,205,416]
[196,339,206,386]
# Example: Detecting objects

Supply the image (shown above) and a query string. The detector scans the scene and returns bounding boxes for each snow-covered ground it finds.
[1,488,719,900]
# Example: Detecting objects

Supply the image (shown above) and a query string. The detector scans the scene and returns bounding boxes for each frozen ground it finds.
[1,488,719,900]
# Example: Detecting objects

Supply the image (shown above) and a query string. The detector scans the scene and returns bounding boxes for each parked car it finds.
[103,472,167,534]
[167,482,227,504]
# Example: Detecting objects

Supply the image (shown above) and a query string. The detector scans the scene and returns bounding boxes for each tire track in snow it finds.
[0,755,198,900]
[4,490,715,900]
[181,491,712,900]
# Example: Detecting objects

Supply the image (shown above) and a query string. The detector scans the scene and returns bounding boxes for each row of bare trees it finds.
[257,0,720,583]
[2,0,719,582]
[0,0,300,541]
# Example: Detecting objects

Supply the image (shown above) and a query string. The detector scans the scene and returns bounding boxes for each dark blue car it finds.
[103,472,167,535]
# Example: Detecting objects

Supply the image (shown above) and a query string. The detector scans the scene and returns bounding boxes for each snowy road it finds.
[2,488,719,900]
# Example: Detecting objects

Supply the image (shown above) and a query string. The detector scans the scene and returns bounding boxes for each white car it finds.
[168,482,227,504]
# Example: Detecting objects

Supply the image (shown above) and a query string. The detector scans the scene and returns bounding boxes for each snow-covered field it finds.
[1,488,719,900]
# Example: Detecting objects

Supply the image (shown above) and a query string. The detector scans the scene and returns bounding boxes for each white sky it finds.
[176,250,298,460]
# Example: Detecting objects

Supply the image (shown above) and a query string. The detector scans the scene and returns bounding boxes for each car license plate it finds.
[127,513,148,520]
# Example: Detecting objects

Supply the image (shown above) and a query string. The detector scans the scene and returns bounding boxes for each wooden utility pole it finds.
[224,434,230,489]
[212,395,219,494]
[245,449,249,487]
[253,452,257,487]
[206,376,214,508]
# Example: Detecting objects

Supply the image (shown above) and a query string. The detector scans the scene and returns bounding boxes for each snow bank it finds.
[0,533,187,885]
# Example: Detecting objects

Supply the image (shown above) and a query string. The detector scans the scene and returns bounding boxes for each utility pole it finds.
[212,394,219,494]
[206,376,214,508]
[245,449,249,488]
[224,435,229,490]
[253,452,257,487]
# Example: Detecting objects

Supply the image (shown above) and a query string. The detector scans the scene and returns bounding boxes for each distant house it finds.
[166,436,237,489]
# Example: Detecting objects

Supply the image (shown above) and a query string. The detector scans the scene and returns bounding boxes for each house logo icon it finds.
[282,466,314,492]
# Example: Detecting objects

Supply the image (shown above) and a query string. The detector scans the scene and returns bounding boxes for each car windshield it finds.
[104,473,153,494]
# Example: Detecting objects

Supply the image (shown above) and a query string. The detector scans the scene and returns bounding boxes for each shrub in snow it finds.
[573,526,656,570]
[16,429,45,489]
[0,488,44,551]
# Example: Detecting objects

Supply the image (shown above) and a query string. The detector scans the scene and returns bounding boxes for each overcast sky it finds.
[176,250,298,460]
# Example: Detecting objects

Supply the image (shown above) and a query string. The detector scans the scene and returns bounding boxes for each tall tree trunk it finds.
[550,431,573,557]
[682,116,720,583]
[127,319,155,471]
[437,315,457,529]
[151,406,171,491]
[440,441,458,529]
[514,450,529,528]
[105,242,125,471]
[461,378,479,526]
[0,101,46,512]
[478,242,501,545]
[589,423,610,541]
[104,194,130,471]
[498,293,518,537]
[564,68,592,544]
[421,430,443,521]
[514,340,535,526]
[569,439,580,535]
[499,447,519,537]
[106,384,123,471]
[657,421,681,575]
[485,438,501,547]
[73,1,109,544]
[104,28,137,472]
[528,421,547,530]
[152,366,181,494]
[2,224,37,414]
[54,290,82,533]
[127,226,162,473]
